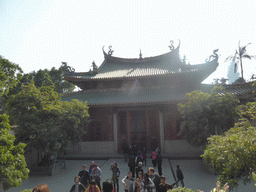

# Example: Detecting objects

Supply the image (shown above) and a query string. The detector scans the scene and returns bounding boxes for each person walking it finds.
[121,141,129,162]
[128,155,136,178]
[122,171,135,192]
[151,151,157,168]
[142,147,147,166]
[111,162,120,192]
[176,165,184,187]
[78,164,90,188]
[156,151,163,176]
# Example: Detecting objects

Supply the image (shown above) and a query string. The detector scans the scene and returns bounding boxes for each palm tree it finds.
[225,41,255,81]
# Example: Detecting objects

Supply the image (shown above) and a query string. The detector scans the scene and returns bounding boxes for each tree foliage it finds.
[0,114,29,191]
[177,86,239,147]
[0,56,29,191]
[6,83,89,165]
[0,56,23,113]
[0,56,23,95]
[201,102,256,190]
[8,67,75,97]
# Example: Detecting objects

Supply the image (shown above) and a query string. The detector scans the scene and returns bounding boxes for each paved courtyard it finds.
[4,158,255,192]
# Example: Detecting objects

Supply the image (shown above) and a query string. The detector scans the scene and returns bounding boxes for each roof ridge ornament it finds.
[169,40,174,51]
[61,62,75,73]
[108,45,114,55]
[139,49,142,59]
[92,60,98,74]
[205,49,219,62]
[182,55,187,64]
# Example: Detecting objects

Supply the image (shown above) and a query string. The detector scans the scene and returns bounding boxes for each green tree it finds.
[201,102,256,190]
[177,86,239,147]
[0,56,29,191]
[0,56,23,113]
[6,83,89,165]
[0,114,29,191]
[8,66,75,100]
[33,69,54,88]
[225,41,256,80]
[49,67,75,94]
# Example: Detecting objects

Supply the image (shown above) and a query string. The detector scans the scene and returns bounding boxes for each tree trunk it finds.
[240,58,243,80]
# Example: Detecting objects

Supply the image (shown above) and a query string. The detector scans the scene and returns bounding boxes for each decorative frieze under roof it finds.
[62,83,256,107]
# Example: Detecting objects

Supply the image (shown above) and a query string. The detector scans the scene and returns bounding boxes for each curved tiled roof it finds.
[64,44,219,83]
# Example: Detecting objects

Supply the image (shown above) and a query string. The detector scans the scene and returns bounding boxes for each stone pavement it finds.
[4,158,255,192]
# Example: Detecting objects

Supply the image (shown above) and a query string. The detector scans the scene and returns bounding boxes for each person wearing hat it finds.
[148,167,160,192]
[136,162,144,178]
[140,173,156,192]
[85,180,101,192]
[158,175,173,192]
[70,176,86,192]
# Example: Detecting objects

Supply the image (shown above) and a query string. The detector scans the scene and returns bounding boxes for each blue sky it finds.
[0,0,255,84]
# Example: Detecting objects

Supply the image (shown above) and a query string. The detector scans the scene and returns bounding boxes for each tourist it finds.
[90,164,102,190]
[142,147,147,166]
[136,162,144,178]
[89,161,95,181]
[140,173,156,192]
[155,147,160,155]
[176,165,184,187]
[32,184,50,192]
[128,155,136,178]
[111,162,120,192]
[122,171,135,192]
[166,185,174,192]
[135,171,144,192]
[85,180,101,192]
[70,176,86,192]
[136,152,143,167]
[148,167,160,192]
[158,175,173,192]
[128,145,133,157]
[156,151,163,176]
[151,151,157,168]
[121,140,129,162]
[132,143,138,156]
[78,164,90,188]
[103,179,114,192]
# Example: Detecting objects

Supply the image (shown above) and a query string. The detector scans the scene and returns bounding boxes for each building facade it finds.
[63,43,220,155]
